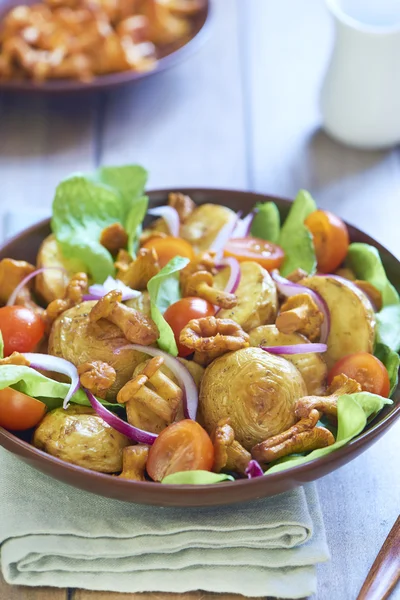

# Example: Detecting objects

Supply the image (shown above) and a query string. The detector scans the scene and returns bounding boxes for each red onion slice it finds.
[210,214,240,259]
[85,390,157,444]
[232,210,256,238]
[116,344,198,420]
[23,353,80,409]
[245,459,264,478]
[83,276,141,302]
[261,343,327,355]
[214,257,241,315]
[7,267,67,307]
[148,206,180,237]
[271,271,330,344]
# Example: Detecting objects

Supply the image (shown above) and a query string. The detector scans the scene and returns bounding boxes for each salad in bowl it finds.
[0,164,398,492]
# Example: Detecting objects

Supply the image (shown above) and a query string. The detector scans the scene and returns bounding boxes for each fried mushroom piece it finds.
[0,258,43,316]
[251,409,335,464]
[90,289,159,345]
[212,418,251,475]
[119,445,149,481]
[180,317,249,366]
[100,223,128,255]
[117,356,183,434]
[44,272,88,327]
[116,247,160,290]
[0,352,30,366]
[78,360,116,398]
[294,374,361,421]
[168,192,195,222]
[276,293,324,342]
[33,405,130,472]
[181,271,237,309]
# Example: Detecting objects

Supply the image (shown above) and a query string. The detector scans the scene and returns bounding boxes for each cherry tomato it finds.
[0,387,46,431]
[164,297,215,357]
[223,237,285,270]
[328,352,390,397]
[0,306,45,356]
[142,236,195,268]
[305,210,350,273]
[146,419,215,482]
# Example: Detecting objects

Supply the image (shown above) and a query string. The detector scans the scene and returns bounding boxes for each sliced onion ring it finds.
[7,267,67,307]
[23,353,80,409]
[85,390,157,445]
[245,459,264,478]
[271,271,330,344]
[210,213,240,259]
[261,343,327,355]
[214,257,241,315]
[116,344,198,421]
[232,210,257,238]
[148,206,180,237]
[83,276,140,302]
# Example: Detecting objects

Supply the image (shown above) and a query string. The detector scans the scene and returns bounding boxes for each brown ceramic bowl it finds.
[0,188,399,506]
[0,1,210,93]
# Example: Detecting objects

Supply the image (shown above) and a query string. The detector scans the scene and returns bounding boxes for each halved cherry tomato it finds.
[305,210,349,273]
[146,419,215,482]
[0,387,46,431]
[164,297,215,357]
[223,237,285,270]
[0,306,45,356]
[328,352,390,397]
[142,236,195,268]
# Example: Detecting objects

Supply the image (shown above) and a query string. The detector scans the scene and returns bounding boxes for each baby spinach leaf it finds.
[267,392,392,474]
[374,342,399,396]
[376,305,400,353]
[251,202,280,243]
[346,243,400,307]
[162,471,234,485]
[278,190,317,276]
[147,257,190,356]
[126,196,149,256]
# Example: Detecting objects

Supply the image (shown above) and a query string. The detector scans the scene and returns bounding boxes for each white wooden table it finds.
[0,1,399,599]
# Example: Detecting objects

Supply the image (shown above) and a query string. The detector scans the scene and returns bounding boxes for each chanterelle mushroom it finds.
[212,418,251,475]
[119,445,149,481]
[116,247,160,290]
[100,223,128,255]
[276,293,324,342]
[0,258,43,316]
[295,373,361,421]
[181,270,237,309]
[45,272,88,327]
[78,361,116,399]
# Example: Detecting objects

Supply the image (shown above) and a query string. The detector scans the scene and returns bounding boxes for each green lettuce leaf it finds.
[374,342,399,396]
[52,165,148,283]
[147,257,190,355]
[376,305,400,352]
[162,471,234,485]
[0,331,3,360]
[126,196,148,256]
[250,202,280,243]
[278,190,317,276]
[267,392,391,474]
[346,243,400,307]
[0,365,120,410]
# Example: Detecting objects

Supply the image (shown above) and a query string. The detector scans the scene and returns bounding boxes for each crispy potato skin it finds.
[302,275,376,369]
[249,325,327,395]
[215,262,278,332]
[199,347,307,450]
[33,406,130,472]
[48,301,147,399]
[35,235,87,304]
[180,204,236,253]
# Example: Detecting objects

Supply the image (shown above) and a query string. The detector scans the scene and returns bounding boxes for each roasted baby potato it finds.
[215,261,278,331]
[48,301,148,399]
[180,203,236,253]
[199,347,307,450]
[249,325,327,395]
[302,275,376,368]
[35,235,87,304]
[33,405,130,472]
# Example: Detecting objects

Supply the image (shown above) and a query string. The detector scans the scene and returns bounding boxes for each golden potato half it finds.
[180,203,236,253]
[199,347,307,450]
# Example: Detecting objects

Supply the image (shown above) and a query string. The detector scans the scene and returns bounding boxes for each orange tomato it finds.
[142,236,195,268]
[146,419,215,482]
[305,210,350,273]
[164,297,215,357]
[328,352,390,397]
[223,237,285,270]
[0,387,46,431]
[0,306,45,356]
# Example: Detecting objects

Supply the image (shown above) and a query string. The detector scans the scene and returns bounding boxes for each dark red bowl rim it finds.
[0,187,399,501]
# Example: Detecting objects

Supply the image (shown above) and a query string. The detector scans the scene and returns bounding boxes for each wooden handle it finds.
[357,515,400,600]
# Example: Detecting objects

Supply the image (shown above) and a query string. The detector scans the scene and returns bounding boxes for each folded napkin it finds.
[0,448,329,598]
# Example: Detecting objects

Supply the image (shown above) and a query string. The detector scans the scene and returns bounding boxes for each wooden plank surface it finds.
[73,592,264,600]
[0,575,67,600]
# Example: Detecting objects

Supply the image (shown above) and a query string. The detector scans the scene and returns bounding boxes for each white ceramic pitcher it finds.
[320,0,400,149]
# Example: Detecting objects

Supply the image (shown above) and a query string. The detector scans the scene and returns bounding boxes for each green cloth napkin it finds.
[0,448,330,599]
